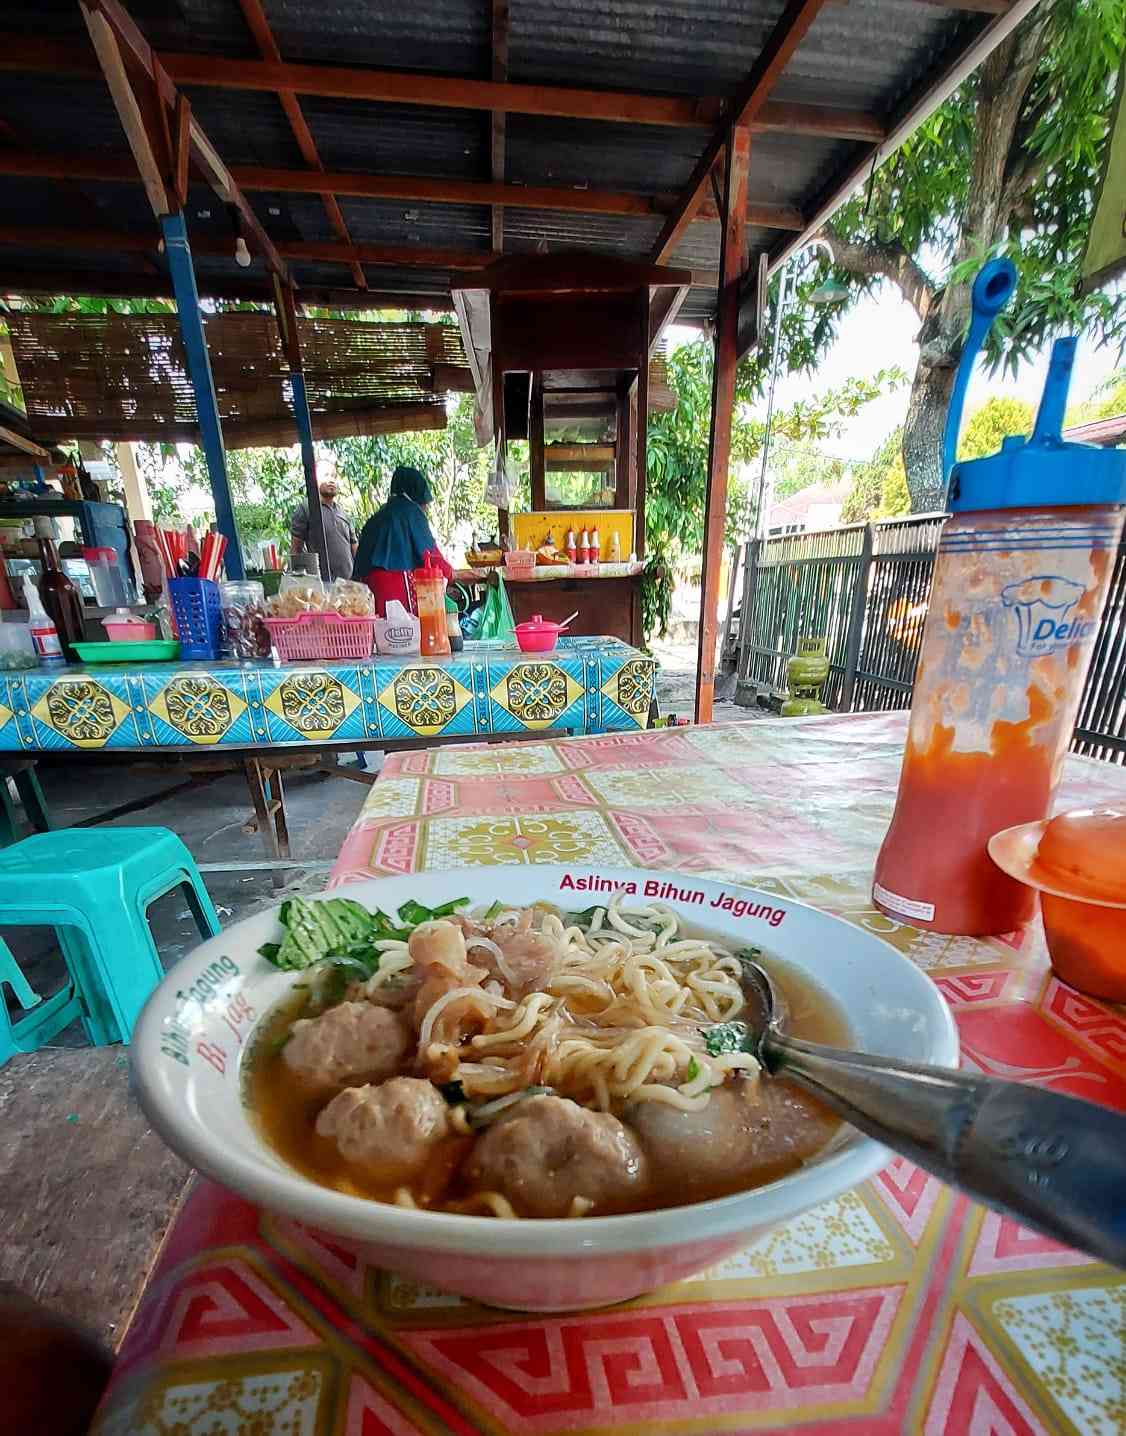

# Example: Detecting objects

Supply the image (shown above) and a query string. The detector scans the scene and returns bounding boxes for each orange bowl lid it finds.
[988,809,1126,908]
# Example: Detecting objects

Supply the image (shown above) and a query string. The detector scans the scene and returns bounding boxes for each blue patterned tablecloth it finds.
[0,637,656,753]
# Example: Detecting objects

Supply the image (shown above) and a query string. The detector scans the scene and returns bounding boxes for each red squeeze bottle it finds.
[578,529,590,564]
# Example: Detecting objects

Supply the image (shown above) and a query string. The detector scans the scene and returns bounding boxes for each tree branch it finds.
[819,222,937,320]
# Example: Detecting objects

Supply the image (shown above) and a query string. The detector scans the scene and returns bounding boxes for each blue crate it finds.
[168,577,222,659]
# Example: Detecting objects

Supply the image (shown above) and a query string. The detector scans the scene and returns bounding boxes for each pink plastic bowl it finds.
[513,614,562,653]
[104,620,157,641]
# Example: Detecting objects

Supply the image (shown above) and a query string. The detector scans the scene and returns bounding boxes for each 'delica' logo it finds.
[1001,576,1094,658]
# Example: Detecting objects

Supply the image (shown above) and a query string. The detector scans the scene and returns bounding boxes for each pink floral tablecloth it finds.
[95,713,1126,1435]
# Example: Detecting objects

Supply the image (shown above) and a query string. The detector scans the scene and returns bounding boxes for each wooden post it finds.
[273,275,330,580]
[694,124,750,724]
[634,297,649,561]
[528,370,545,510]
[616,388,632,508]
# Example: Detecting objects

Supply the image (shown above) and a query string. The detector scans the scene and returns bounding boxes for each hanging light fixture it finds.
[809,276,850,306]
[234,235,252,268]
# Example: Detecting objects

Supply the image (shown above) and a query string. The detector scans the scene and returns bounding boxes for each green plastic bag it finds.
[477,572,516,641]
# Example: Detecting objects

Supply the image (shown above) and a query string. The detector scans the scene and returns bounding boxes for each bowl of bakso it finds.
[132,865,958,1311]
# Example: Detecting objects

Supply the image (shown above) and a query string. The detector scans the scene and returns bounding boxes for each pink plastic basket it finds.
[263,612,375,662]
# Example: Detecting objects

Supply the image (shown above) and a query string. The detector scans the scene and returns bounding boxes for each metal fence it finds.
[725,516,1126,763]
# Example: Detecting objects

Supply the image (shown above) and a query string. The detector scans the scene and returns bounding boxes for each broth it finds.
[245,931,851,1217]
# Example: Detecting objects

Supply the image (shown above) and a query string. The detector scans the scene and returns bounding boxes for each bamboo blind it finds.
[6,312,468,445]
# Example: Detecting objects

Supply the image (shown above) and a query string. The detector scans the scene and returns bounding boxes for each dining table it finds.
[92,711,1126,1436]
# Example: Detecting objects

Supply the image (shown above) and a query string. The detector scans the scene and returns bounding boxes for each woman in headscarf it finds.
[352,465,476,616]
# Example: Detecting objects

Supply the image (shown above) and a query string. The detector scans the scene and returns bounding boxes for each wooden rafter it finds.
[651,0,832,263]
[236,0,366,290]
[0,36,891,142]
[78,0,289,281]
[0,151,805,232]
[0,226,721,285]
[491,0,509,252]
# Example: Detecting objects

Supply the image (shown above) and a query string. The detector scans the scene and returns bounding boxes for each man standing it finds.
[290,477,357,580]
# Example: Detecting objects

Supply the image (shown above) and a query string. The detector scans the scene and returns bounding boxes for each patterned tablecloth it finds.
[94,713,1126,1435]
[0,637,654,752]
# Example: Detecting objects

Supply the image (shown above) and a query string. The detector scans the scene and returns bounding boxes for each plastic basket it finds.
[263,612,376,662]
[168,577,223,659]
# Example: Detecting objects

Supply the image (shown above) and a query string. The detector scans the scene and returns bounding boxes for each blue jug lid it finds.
[944,261,1126,513]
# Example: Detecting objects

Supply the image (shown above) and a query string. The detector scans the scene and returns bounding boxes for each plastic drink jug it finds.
[413,555,451,658]
[872,260,1126,936]
[373,599,420,656]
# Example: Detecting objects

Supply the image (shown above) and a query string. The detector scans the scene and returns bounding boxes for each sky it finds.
[669,281,1124,468]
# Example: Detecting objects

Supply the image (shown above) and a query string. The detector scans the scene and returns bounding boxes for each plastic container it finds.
[872,260,1126,936]
[23,584,63,666]
[263,613,375,662]
[413,555,451,658]
[0,621,38,670]
[374,599,421,656]
[513,613,565,653]
[83,547,129,608]
[504,549,536,577]
[73,640,180,664]
[168,577,224,660]
[989,810,1126,1001]
[103,608,157,642]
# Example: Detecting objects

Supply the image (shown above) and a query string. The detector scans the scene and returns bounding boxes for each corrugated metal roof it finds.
[0,0,1003,329]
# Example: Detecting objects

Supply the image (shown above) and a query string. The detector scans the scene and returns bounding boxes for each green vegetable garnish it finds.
[258,893,472,971]
[481,899,504,921]
[397,896,469,926]
[704,1022,753,1057]
[685,1056,700,1083]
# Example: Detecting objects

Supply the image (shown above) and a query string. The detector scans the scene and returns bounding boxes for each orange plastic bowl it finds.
[989,810,1126,1001]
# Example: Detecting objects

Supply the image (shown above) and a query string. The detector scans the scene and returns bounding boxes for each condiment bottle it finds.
[412,554,452,658]
[565,528,578,563]
[24,583,63,665]
[445,595,464,653]
[37,537,85,661]
[609,531,622,564]
[590,526,601,567]
[578,529,590,565]
[872,260,1126,937]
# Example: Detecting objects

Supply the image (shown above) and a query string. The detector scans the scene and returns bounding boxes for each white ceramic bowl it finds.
[132,865,958,1311]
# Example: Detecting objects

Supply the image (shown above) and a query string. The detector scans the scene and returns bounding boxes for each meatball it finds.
[466,1095,648,1218]
[628,1077,836,1198]
[282,1001,411,1099]
[316,1077,450,1182]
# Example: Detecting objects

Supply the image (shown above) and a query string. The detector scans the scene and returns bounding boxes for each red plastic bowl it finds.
[513,614,563,653]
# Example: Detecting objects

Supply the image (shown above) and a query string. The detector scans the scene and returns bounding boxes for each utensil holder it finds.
[168,577,223,659]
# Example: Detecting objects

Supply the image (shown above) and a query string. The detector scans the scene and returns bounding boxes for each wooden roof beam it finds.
[0,152,806,231]
[0,36,887,142]
[491,0,509,252]
[651,0,832,263]
[235,0,365,290]
[79,0,289,282]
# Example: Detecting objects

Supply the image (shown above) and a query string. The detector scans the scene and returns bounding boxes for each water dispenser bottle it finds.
[872,259,1126,936]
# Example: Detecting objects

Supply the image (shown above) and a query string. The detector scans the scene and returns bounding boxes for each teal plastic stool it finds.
[0,827,221,1053]
[0,934,92,1066]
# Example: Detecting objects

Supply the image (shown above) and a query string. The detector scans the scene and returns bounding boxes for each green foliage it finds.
[771,442,849,501]
[1066,368,1126,425]
[641,341,903,635]
[840,428,905,524]
[874,455,911,518]
[958,397,1034,460]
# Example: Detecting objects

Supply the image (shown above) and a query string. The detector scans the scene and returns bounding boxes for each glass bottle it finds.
[37,537,85,662]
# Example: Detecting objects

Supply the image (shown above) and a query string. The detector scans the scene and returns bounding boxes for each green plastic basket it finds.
[72,640,181,664]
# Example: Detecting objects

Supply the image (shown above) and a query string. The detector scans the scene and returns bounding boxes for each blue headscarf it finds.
[352,466,436,577]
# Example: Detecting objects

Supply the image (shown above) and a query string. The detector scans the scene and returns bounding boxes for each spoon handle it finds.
[767,1034,1126,1267]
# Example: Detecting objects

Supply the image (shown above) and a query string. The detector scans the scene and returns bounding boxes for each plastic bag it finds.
[476,572,516,641]
[374,599,421,656]
[485,448,514,510]
[328,577,375,617]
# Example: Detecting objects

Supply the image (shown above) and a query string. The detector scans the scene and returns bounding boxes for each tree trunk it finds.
[902,350,956,512]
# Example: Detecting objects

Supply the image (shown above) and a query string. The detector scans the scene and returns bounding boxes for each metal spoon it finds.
[731,959,1126,1268]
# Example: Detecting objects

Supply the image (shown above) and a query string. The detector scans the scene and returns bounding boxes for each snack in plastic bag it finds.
[328,577,375,617]
[269,576,328,617]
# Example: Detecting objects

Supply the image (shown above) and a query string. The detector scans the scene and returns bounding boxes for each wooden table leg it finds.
[243,759,286,888]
